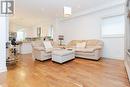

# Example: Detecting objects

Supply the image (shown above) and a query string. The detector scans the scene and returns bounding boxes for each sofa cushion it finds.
[45,48,53,53]
[43,41,53,49]
[75,48,97,53]
[76,42,86,48]
[87,40,98,46]
[75,52,95,56]
[87,46,102,50]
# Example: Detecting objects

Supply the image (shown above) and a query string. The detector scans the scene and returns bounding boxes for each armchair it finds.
[31,41,51,61]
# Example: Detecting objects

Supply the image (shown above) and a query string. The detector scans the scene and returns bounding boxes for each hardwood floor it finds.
[0,54,130,87]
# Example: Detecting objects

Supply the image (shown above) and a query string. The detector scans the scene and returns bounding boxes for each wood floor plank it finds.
[0,54,130,87]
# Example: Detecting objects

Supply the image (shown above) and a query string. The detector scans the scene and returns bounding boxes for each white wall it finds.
[53,19,63,41]
[9,21,55,38]
[0,17,8,73]
[57,4,125,59]
[102,37,124,59]
[25,27,38,38]
[25,20,61,40]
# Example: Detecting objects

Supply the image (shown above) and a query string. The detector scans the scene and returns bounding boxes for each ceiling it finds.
[10,0,122,27]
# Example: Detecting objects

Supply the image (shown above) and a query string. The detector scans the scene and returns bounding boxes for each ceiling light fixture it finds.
[64,6,72,17]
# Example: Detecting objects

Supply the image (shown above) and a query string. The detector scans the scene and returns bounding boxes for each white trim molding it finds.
[60,0,126,21]
[0,17,8,73]
[0,67,7,73]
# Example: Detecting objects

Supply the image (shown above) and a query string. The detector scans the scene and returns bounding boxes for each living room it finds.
[0,0,130,87]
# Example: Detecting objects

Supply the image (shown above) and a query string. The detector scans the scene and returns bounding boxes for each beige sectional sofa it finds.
[31,39,103,61]
[66,39,104,60]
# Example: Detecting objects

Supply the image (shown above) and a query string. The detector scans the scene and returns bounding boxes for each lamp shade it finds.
[58,35,64,40]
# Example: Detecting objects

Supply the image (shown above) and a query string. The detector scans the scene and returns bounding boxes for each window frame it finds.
[16,31,25,41]
[101,15,125,38]
[48,25,54,39]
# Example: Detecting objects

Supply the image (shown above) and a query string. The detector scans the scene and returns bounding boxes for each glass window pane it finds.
[102,15,125,37]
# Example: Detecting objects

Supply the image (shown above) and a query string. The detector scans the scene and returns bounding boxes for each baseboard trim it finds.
[102,57,124,60]
[0,67,7,73]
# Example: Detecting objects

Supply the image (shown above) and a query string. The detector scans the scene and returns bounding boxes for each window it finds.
[101,15,125,37]
[16,31,25,41]
[48,25,54,39]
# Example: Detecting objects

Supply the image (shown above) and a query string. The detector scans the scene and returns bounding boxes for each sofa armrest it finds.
[87,46,102,50]
[94,46,102,50]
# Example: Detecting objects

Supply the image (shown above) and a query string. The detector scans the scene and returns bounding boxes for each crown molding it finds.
[60,0,126,21]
